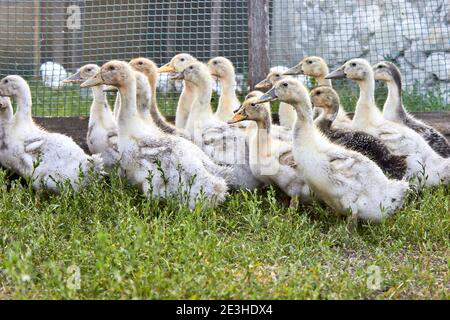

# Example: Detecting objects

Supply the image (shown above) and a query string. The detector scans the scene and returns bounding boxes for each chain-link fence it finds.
[0,0,449,116]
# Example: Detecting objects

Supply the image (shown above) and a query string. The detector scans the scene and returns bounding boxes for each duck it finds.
[310,85,407,180]
[256,78,409,222]
[245,90,264,100]
[158,53,197,129]
[327,58,450,187]
[129,57,189,138]
[80,60,229,208]
[64,64,119,170]
[0,75,103,191]
[373,61,450,158]
[229,97,311,205]
[207,57,241,121]
[284,56,352,129]
[256,70,296,129]
[172,61,262,189]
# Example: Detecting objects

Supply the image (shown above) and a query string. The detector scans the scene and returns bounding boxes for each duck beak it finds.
[228,111,247,124]
[325,66,346,79]
[255,78,271,89]
[63,71,81,83]
[257,87,278,103]
[158,63,175,73]
[284,63,303,75]
[170,72,184,81]
[80,72,103,88]
[103,85,118,93]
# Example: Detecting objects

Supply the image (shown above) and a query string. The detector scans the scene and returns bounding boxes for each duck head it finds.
[326,58,372,81]
[255,70,287,89]
[309,86,340,117]
[373,61,402,86]
[0,96,13,119]
[171,62,212,85]
[257,78,308,106]
[228,97,270,124]
[158,53,196,74]
[207,56,235,80]
[80,60,133,88]
[129,57,158,84]
[245,90,264,100]
[284,56,329,78]
[0,75,27,98]
[64,64,100,84]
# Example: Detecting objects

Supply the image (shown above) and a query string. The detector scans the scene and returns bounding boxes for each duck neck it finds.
[316,77,332,87]
[293,99,314,135]
[14,84,33,124]
[117,79,139,127]
[137,85,152,122]
[353,75,382,125]
[254,115,273,162]
[217,76,239,118]
[191,79,214,118]
[314,106,337,132]
[383,79,406,121]
[90,85,109,112]
[147,74,159,118]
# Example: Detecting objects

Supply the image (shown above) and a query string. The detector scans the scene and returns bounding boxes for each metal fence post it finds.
[248,0,270,89]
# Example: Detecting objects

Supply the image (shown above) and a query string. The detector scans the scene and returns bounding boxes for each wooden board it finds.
[34,112,450,154]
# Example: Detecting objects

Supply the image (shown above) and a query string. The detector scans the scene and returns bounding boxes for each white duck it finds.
[207,56,241,121]
[257,78,409,222]
[229,97,311,206]
[81,61,229,208]
[0,75,103,191]
[373,61,450,158]
[173,61,261,190]
[40,61,68,89]
[285,56,352,129]
[326,58,450,187]
[158,53,197,129]
[64,64,119,170]
[256,70,296,129]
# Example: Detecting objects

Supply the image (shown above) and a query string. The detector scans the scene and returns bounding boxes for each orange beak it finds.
[158,63,175,73]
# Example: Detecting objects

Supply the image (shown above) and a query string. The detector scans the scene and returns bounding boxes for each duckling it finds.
[207,57,241,121]
[257,79,409,222]
[0,75,103,191]
[327,59,450,187]
[173,61,262,189]
[159,53,197,129]
[310,86,407,180]
[229,97,311,205]
[373,61,450,158]
[285,56,352,129]
[64,64,119,170]
[81,61,228,208]
[129,57,189,138]
[256,70,296,129]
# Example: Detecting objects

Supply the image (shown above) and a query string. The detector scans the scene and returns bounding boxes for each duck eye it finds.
[87,68,91,72]
[180,58,185,62]
[139,61,143,65]
[283,83,288,87]
[351,63,356,67]
[4,79,8,84]
[316,91,321,95]
[213,61,218,65]
[378,65,383,69]
[308,60,312,64]
[109,66,115,71]
[251,103,255,107]
[189,66,193,70]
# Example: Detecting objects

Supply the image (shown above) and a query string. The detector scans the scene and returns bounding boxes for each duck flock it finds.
[0,54,449,222]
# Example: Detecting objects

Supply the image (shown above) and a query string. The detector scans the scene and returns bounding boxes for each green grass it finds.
[0,169,448,299]
[26,81,449,117]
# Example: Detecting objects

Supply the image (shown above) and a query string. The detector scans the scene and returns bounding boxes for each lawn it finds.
[0,168,448,299]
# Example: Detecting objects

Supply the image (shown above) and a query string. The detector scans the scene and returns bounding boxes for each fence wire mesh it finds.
[0,0,448,116]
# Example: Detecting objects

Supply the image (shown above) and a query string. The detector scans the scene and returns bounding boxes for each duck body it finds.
[81,61,228,209]
[257,78,409,222]
[310,86,407,180]
[373,61,450,158]
[0,75,103,192]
